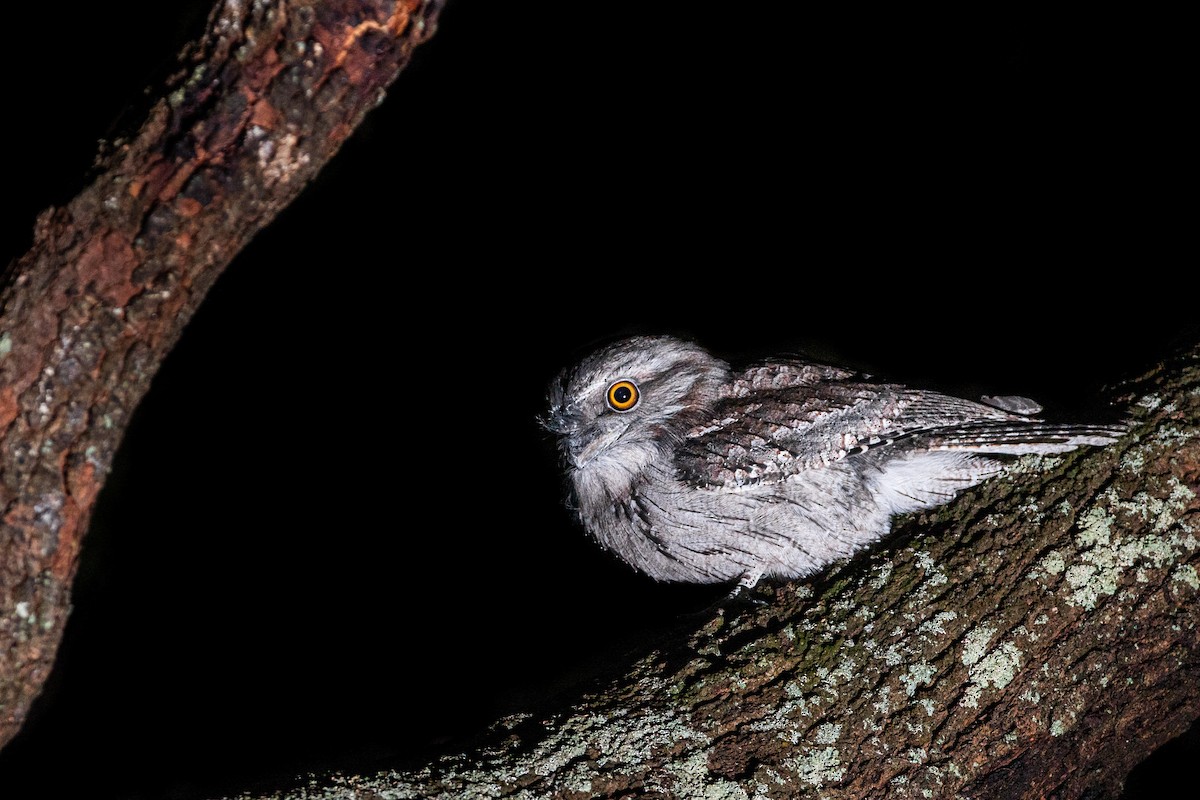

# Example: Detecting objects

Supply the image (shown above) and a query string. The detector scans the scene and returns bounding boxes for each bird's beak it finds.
[539,407,575,436]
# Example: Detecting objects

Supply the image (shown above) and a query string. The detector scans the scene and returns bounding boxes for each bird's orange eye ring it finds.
[606,380,640,412]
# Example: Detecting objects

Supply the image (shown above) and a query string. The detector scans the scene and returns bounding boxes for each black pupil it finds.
[613,385,632,404]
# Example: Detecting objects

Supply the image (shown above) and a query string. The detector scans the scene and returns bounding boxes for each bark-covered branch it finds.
[221,346,1200,799]
[0,0,444,751]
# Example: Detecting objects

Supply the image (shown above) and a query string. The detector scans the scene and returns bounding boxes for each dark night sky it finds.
[0,3,1194,798]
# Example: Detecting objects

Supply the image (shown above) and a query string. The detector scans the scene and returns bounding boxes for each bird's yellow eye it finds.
[606,380,640,412]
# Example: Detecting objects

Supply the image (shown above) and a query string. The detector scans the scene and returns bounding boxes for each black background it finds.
[0,3,1194,798]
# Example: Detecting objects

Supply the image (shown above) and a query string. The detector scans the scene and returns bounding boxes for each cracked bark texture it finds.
[0,0,444,751]
[219,347,1199,799]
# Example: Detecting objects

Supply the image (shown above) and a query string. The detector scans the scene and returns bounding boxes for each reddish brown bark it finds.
[0,0,444,751]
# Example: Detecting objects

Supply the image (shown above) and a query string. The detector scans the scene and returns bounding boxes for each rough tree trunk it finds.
[220,349,1199,799]
[0,0,444,752]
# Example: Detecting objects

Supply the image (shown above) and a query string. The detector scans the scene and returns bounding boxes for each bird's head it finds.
[542,336,731,471]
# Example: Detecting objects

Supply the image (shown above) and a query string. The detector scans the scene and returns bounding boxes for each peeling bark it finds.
[218,347,1199,799]
[0,0,445,751]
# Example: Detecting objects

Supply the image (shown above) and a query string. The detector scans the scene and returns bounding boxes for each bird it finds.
[542,335,1126,588]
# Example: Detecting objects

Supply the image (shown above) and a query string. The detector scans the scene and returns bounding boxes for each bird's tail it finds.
[910,421,1128,455]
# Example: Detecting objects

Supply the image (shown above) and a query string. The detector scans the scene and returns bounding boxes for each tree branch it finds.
[219,346,1199,799]
[0,0,445,751]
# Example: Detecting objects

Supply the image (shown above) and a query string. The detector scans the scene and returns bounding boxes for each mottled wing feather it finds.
[678,361,1026,489]
[722,361,861,396]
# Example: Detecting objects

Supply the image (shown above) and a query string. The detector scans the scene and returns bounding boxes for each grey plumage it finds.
[543,336,1126,587]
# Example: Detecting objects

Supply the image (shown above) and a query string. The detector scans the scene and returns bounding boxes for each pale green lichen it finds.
[1029,549,1067,583]
[1065,562,1114,610]
[901,662,937,698]
[961,641,1023,709]
[1099,479,1196,532]
[1041,551,1065,576]
[13,599,38,633]
[657,751,749,800]
[1165,477,1197,516]
[787,746,845,788]
[1060,480,1198,609]
[703,785,751,800]
[917,611,957,637]
[1137,393,1162,411]
[1018,498,1047,523]
[186,63,208,88]
[822,657,859,693]
[906,748,928,764]
[1076,506,1114,547]
[1172,564,1200,591]
[0,331,12,359]
[389,679,724,800]
[1120,449,1145,473]
[960,626,995,667]
[830,595,860,617]
[814,722,841,745]
[761,767,787,788]
[913,551,948,589]
[1003,453,1056,476]
[1154,424,1195,450]
[872,685,892,717]
[869,561,894,590]
[880,643,905,666]
[751,676,828,742]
